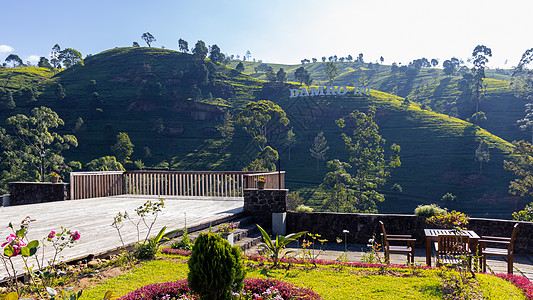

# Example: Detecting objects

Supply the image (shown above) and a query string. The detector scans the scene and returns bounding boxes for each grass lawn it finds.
[79,256,526,300]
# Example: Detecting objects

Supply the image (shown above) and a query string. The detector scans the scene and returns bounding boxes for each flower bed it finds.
[495,273,533,300]
[120,278,321,300]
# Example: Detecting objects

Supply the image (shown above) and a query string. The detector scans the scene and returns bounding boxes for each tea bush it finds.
[187,232,245,300]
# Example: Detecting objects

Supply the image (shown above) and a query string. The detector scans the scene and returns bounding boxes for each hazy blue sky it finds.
[1,0,531,68]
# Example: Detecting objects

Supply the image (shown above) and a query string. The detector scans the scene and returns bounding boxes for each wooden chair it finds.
[435,234,471,268]
[379,221,416,263]
[479,223,518,274]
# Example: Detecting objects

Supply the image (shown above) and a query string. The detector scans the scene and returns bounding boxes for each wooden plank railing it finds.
[70,170,285,200]
[70,171,125,200]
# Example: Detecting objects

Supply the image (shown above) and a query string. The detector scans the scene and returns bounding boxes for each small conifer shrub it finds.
[187,232,245,300]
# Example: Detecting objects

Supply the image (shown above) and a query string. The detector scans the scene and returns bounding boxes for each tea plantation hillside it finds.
[0,47,526,218]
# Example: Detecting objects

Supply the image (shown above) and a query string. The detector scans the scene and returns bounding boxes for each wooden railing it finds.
[69,170,285,200]
[70,171,125,200]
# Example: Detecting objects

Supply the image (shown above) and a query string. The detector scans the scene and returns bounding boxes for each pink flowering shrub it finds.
[495,273,533,299]
[161,248,192,256]
[120,279,321,300]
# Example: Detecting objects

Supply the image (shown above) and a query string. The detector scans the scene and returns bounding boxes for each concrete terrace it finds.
[0,194,243,281]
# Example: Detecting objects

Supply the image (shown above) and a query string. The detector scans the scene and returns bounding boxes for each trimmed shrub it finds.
[414,203,447,217]
[187,232,245,300]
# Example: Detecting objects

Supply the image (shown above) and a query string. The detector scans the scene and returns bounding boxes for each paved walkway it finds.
[284,242,533,279]
[0,195,243,281]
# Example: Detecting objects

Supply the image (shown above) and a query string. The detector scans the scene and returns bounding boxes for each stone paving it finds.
[283,242,533,279]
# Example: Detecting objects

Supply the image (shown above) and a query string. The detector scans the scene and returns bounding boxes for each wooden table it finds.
[424,229,480,267]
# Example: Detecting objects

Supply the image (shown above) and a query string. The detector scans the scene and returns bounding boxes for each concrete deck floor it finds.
[0,195,243,281]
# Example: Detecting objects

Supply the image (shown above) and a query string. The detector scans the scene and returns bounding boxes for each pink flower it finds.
[48,231,56,239]
[1,234,17,247]
[70,231,80,241]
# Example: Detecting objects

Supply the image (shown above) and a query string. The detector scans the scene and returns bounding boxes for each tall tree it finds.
[285,127,296,160]
[0,107,78,187]
[431,58,439,67]
[245,50,251,61]
[471,45,492,124]
[236,100,289,151]
[38,57,52,69]
[178,38,189,53]
[511,48,533,100]
[111,132,134,164]
[192,40,208,60]
[380,56,384,64]
[310,131,329,172]
[330,106,401,213]
[504,140,533,197]
[442,57,460,76]
[320,159,353,212]
[265,67,276,82]
[0,88,15,110]
[243,146,278,171]
[5,54,22,67]
[517,103,533,142]
[50,44,61,68]
[324,62,338,85]
[209,44,224,64]
[294,67,311,85]
[235,62,244,73]
[276,68,287,83]
[59,48,83,68]
[475,140,490,174]
[141,32,155,47]
[55,83,66,102]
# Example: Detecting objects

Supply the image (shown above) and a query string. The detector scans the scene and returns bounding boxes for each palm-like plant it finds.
[256,225,306,267]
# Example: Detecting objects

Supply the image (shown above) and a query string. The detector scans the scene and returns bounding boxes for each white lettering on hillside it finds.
[289,86,369,98]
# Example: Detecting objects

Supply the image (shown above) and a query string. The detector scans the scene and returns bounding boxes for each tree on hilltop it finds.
[209,44,224,64]
[50,44,61,68]
[132,42,140,47]
[471,45,492,124]
[178,38,189,53]
[193,40,208,60]
[294,67,311,85]
[5,54,22,67]
[265,67,276,82]
[142,32,156,47]
[324,62,338,85]
[276,68,287,83]
[38,57,52,69]
[59,48,83,68]
[235,62,244,73]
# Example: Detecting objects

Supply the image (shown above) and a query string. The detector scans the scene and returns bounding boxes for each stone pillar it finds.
[9,182,70,206]
[243,188,288,227]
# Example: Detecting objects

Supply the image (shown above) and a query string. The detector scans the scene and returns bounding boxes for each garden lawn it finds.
[79,258,526,300]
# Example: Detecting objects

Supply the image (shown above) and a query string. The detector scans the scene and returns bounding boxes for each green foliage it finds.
[295,205,313,213]
[188,232,245,300]
[133,226,167,260]
[310,131,329,171]
[427,210,470,230]
[243,146,278,171]
[111,132,134,164]
[256,224,306,267]
[171,228,192,251]
[504,140,533,197]
[414,204,448,217]
[236,99,289,151]
[192,40,208,61]
[86,156,125,171]
[441,193,457,203]
[324,62,338,85]
[512,202,533,221]
[141,32,155,47]
[0,106,77,192]
[59,48,83,68]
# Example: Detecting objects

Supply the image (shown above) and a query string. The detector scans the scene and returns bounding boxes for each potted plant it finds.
[257,177,266,189]
[218,222,237,246]
[49,172,61,183]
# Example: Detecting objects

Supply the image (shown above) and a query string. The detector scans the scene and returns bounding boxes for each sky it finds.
[1,0,532,69]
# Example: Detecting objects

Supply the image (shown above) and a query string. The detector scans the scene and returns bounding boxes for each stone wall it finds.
[287,211,533,254]
[9,182,69,206]
[243,189,288,226]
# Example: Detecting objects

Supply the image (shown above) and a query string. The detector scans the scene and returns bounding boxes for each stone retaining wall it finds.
[243,188,288,226]
[287,212,533,254]
[9,182,69,206]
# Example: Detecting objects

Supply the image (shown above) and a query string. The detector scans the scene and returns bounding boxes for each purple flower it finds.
[48,231,56,239]
[70,231,80,241]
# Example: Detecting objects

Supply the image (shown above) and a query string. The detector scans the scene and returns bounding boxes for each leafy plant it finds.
[133,226,167,260]
[427,210,470,230]
[414,204,447,217]
[301,233,329,266]
[218,222,237,234]
[171,227,192,251]
[295,204,313,213]
[45,286,83,300]
[512,202,533,221]
[187,232,245,300]
[256,224,306,267]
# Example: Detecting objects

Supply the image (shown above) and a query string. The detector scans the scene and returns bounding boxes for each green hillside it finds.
[0,47,526,218]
